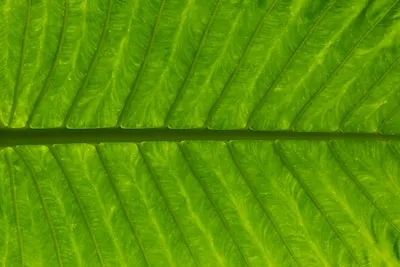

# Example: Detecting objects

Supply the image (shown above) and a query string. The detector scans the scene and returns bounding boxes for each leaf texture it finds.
[1,0,400,266]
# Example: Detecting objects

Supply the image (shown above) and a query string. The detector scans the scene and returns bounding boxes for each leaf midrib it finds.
[0,128,399,146]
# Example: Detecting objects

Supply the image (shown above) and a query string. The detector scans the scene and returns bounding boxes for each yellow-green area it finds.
[1,0,400,266]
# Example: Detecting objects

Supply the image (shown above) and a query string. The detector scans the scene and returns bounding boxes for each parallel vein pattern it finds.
[289,0,400,130]
[5,153,24,267]
[48,146,105,266]
[62,0,113,127]
[8,0,32,126]
[1,1,400,266]
[95,145,149,267]
[226,143,300,267]
[2,0,399,132]
[178,143,250,266]
[1,141,400,266]
[273,142,361,266]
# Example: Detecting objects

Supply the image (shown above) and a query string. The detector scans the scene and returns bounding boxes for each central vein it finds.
[0,128,398,146]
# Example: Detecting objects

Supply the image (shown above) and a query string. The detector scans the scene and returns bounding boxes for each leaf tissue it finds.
[1,0,400,266]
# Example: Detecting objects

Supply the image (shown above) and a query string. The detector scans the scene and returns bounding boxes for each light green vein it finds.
[1,222,9,267]
[116,0,166,126]
[62,0,113,126]
[150,0,195,113]
[204,0,278,127]
[95,145,149,267]
[81,155,128,266]
[310,143,394,262]
[227,142,301,267]
[177,143,250,267]
[134,187,177,267]
[5,152,24,267]
[26,0,69,127]
[273,141,362,266]
[328,141,400,235]
[378,99,400,132]
[246,0,336,128]
[8,0,32,126]
[338,56,400,130]
[164,0,221,125]
[48,146,105,267]
[13,148,63,267]
[386,143,400,195]
[185,8,244,118]
[290,0,400,129]
[137,144,199,267]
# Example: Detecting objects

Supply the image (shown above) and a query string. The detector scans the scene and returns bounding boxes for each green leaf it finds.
[1,0,400,266]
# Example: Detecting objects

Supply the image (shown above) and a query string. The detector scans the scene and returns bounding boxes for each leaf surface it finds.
[1,0,400,266]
